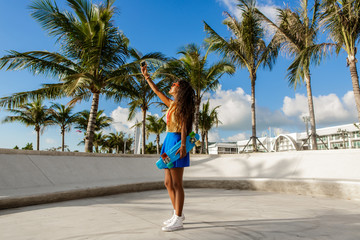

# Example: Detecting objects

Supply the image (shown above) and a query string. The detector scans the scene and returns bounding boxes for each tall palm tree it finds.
[199,100,221,154]
[321,0,360,122]
[2,98,52,150]
[0,0,164,152]
[49,103,79,151]
[155,44,235,153]
[204,0,277,151]
[119,50,167,154]
[256,0,332,150]
[146,115,166,154]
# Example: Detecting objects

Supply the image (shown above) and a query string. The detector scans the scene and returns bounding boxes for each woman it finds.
[141,63,195,232]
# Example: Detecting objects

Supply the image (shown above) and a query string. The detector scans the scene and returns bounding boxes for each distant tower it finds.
[134,120,142,154]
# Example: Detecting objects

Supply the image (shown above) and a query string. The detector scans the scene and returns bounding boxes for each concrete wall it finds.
[187,149,360,180]
[0,148,359,209]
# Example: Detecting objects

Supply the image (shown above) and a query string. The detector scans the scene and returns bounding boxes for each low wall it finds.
[0,148,359,209]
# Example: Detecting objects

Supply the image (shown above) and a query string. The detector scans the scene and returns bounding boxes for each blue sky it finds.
[0,0,358,151]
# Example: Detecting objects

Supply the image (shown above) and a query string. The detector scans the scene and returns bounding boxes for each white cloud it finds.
[110,106,145,135]
[282,94,308,117]
[208,130,221,142]
[224,132,248,142]
[217,0,242,19]
[343,91,357,112]
[257,2,278,23]
[204,85,292,131]
[208,130,248,143]
[205,85,251,130]
[45,138,56,144]
[110,106,160,136]
[217,0,279,22]
[202,86,358,143]
[282,91,358,125]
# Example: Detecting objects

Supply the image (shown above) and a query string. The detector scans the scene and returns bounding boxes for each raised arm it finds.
[141,64,171,107]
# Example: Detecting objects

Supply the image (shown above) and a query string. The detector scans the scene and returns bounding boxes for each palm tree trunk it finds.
[250,74,257,152]
[85,92,100,152]
[304,72,318,150]
[94,144,99,153]
[142,108,146,154]
[156,134,160,154]
[348,56,360,122]
[201,131,205,154]
[61,127,65,152]
[205,131,209,154]
[193,96,201,154]
[36,128,40,151]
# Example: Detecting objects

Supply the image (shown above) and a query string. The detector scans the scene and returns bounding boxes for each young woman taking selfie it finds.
[141,62,195,232]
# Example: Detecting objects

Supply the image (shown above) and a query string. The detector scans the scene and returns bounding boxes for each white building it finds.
[208,143,238,154]
[208,123,360,154]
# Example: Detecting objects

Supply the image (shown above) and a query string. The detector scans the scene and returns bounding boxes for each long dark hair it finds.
[174,80,195,135]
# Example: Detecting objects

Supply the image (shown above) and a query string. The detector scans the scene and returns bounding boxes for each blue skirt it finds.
[161,132,190,168]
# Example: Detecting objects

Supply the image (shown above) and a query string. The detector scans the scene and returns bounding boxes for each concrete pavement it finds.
[1,188,360,240]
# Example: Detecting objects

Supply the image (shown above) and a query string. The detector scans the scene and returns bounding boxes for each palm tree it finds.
[155,44,235,153]
[204,0,278,151]
[256,0,333,150]
[75,109,112,132]
[107,131,125,154]
[92,132,106,153]
[145,142,157,154]
[199,100,221,154]
[146,115,166,154]
[49,103,79,151]
[2,98,52,150]
[75,109,112,148]
[0,0,164,152]
[119,50,168,154]
[321,0,360,122]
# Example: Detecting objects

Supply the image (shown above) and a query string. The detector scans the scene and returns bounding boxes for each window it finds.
[332,134,340,140]
[331,143,341,149]
[352,141,360,148]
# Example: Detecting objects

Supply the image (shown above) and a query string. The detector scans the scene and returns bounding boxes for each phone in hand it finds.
[140,61,146,67]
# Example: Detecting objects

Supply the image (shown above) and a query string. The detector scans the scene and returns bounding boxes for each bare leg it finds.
[164,169,176,209]
[169,167,184,216]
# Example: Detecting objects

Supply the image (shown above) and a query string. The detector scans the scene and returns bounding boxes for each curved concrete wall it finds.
[0,148,359,209]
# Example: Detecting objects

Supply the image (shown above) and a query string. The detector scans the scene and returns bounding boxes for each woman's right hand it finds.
[141,64,150,80]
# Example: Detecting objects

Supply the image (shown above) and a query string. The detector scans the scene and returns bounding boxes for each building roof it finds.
[297,123,360,140]
[208,142,238,148]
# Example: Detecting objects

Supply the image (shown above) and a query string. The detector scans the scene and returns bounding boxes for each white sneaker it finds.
[163,210,185,225]
[162,215,183,232]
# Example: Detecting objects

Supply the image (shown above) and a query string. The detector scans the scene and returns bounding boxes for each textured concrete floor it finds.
[1,189,360,240]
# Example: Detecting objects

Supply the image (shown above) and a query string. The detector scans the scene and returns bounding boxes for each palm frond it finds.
[204,21,250,69]
[0,51,78,78]
[0,83,65,109]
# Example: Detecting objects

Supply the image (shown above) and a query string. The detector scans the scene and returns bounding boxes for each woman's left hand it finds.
[176,145,187,159]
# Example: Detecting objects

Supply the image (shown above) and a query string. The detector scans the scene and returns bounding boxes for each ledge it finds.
[1,178,360,210]
[1,149,360,209]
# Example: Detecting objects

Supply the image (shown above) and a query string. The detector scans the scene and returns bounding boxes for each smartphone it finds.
[140,61,146,67]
